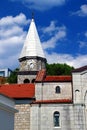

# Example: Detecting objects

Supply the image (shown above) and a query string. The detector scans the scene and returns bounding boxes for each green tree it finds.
[7,63,74,83]
[7,68,19,83]
[46,63,74,75]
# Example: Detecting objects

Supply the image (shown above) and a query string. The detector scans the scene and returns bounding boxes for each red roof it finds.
[33,99,72,104]
[35,69,46,82]
[0,83,35,99]
[44,76,72,82]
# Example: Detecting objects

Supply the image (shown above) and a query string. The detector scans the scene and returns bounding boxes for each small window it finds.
[75,89,80,92]
[75,89,80,102]
[54,111,60,127]
[32,79,35,83]
[56,86,61,93]
[24,79,30,83]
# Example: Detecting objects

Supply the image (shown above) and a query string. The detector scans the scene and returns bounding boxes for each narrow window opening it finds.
[56,86,61,93]
[54,111,60,127]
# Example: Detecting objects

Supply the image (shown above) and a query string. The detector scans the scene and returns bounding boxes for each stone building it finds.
[0,16,87,130]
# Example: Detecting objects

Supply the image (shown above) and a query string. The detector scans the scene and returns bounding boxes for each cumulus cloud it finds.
[41,21,87,68]
[71,4,87,17]
[0,13,30,27]
[0,13,30,69]
[0,14,87,69]
[10,0,66,11]
[45,52,87,68]
[42,21,66,49]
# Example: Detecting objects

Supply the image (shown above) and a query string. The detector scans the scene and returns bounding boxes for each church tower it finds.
[18,16,46,84]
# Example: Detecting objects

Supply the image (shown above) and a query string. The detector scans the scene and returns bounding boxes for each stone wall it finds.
[18,74,36,84]
[14,104,31,130]
[35,82,72,100]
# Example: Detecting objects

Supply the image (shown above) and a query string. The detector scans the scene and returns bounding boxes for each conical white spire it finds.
[19,18,45,59]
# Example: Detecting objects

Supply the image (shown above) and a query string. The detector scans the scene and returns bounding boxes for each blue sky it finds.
[0,0,87,70]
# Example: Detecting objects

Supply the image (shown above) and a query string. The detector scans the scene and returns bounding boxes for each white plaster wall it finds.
[35,82,72,100]
[30,104,86,130]
[72,73,82,104]
[72,70,87,104]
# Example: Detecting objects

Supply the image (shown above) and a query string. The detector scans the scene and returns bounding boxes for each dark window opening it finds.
[56,86,61,93]
[54,111,60,127]
[32,79,35,83]
[24,79,30,83]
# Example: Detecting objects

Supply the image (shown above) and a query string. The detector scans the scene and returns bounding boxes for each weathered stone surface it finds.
[14,104,31,130]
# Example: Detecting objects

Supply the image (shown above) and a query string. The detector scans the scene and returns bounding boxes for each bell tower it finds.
[18,16,46,83]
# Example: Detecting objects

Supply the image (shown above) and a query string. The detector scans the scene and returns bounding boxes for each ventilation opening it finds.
[24,79,30,83]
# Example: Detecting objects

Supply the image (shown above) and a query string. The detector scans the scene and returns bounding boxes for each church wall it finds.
[30,104,86,130]
[72,73,82,104]
[72,71,87,104]
[35,82,72,100]
[14,104,31,130]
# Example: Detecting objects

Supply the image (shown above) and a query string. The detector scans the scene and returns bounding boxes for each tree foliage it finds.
[7,68,19,84]
[7,63,74,84]
[46,63,74,75]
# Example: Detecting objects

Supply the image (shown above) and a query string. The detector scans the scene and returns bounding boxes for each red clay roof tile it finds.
[33,99,72,104]
[44,76,72,82]
[35,69,46,82]
[0,83,35,99]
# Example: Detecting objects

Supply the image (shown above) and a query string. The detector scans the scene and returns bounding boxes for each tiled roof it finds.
[72,65,87,72]
[35,69,46,82]
[0,83,35,99]
[33,99,72,104]
[43,76,72,82]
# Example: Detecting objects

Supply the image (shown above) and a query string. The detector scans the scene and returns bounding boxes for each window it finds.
[32,79,35,83]
[55,86,61,93]
[75,89,80,102]
[24,79,30,83]
[54,111,60,127]
[75,89,80,92]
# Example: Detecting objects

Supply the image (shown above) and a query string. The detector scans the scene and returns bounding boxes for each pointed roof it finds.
[19,18,45,59]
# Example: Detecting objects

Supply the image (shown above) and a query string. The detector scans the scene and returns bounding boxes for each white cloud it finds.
[79,41,87,48]
[45,52,87,68]
[10,0,66,11]
[71,4,87,17]
[42,21,66,49]
[0,13,30,69]
[42,21,87,68]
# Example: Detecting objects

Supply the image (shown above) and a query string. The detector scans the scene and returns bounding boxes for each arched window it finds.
[75,89,80,92]
[32,79,35,83]
[24,79,30,83]
[54,111,60,127]
[55,86,61,93]
[75,89,80,102]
